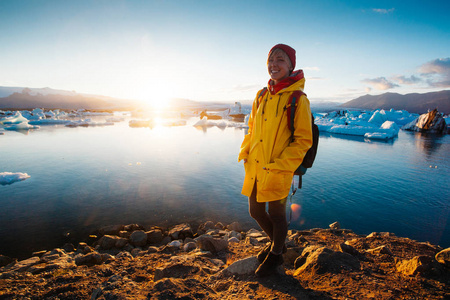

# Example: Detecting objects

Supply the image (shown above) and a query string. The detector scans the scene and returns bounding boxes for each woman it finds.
[238,44,313,277]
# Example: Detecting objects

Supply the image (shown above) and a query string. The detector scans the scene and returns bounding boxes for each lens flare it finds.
[290,203,302,221]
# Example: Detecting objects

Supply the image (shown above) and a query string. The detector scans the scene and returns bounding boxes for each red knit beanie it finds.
[268,44,296,70]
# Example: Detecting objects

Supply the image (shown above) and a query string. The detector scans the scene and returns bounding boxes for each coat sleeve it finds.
[238,92,259,162]
[265,94,313,172]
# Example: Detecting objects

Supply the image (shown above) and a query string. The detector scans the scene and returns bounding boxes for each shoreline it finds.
[1,221,449,299]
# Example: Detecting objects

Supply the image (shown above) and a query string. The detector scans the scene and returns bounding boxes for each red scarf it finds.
[268,70,304,95]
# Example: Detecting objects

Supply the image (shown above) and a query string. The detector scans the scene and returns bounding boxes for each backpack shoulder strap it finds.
[256,87,268,109]
[286,90,306,135]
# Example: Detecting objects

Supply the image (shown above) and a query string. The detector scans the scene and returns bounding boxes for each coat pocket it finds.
[260,169,289,192]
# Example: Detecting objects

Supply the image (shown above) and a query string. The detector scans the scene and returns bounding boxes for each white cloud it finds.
[362,77,399,90]
[303,67,320,71]
[418,58,450,88]
[372,8,395,14]
[391,75,421,85]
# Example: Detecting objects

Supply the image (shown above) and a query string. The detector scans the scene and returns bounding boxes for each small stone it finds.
[228,237,240,243]
[147,246,159,253]
[329,221,340,230]
[169,240,182,248]
[227,222,242,232]
[215,222,225,229]
[223,256,259,276]
[168,223,193,240]
[130,230,148,247]
[75,252,103,266]
[366,232,380,238]
[196,235,228,254]
[340,243,360,256]
[245,237,259,246]
[435,247,450,268]
[183,242,197,252]
[147,229,164,244]
[366,245,393,256]
[98,235,118,250]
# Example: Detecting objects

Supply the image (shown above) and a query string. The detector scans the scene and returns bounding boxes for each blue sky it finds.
[0,0,449,105]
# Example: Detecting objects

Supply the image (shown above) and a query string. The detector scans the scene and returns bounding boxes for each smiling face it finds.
[267,48,293,84]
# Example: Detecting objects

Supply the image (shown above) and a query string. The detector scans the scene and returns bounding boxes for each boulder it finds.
[75,252,103,266]
[130,230,148,247]
[339,242,360,256]
[98,235,121,250]
[222,256,259,276]
[402,109,447,133]
[154,260,199,281]
[294,246,360,276]
[435,247,450,268]
[196,235,228,254]
[396,255,444,277]
[7,256,40,272]
[168,223,193,240]
[146,229,164,244]
[227,222,242,232]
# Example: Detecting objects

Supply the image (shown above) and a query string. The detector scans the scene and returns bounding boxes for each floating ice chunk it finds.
[0,111,29,125]
[364,132,394,140]
[4,123,40,130]
[129,119,154,128]
[65,119,114,127]
[106,117,125,123]
[0,172,30,185]
[194,118,228,128]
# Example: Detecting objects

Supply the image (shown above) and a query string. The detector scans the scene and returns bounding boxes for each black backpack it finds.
[257,88,319,188]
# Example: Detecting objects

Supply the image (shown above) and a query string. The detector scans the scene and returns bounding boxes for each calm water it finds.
[1,115,449,258]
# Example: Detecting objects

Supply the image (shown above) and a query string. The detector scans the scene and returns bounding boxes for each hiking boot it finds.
[255,252,284,277]
[257,243,287,263]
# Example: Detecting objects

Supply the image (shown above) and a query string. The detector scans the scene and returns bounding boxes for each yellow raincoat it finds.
[238,73,313,202]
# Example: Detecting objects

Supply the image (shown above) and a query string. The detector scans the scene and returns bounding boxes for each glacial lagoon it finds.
[0,112,449,258]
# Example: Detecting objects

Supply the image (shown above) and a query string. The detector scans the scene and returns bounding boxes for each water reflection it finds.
[413,132,445,156]
[318,132,397,145]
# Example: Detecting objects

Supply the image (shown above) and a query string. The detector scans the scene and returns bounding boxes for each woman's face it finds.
[267,50,292,84]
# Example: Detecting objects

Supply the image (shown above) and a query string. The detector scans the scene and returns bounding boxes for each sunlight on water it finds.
[0,117,449,258]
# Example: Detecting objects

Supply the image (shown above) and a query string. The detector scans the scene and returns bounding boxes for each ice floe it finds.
[313,109,418,140]
[0,172,30,185]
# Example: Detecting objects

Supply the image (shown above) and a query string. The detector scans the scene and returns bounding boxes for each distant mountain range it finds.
[341,90,450,114]
[1,86,449,114]
[0,86,140,110]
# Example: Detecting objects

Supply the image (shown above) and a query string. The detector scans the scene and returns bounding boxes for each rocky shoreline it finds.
[1,221,449,299]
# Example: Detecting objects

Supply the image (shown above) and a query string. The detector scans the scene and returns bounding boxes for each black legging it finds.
[248,182,287,254]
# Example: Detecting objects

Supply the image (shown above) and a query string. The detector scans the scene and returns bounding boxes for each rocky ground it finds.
[1,221,449,300]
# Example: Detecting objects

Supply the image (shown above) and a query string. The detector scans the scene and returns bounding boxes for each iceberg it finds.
[311,109,418,140]
[0,172,30,185]
[0,111,40,131]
